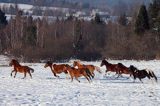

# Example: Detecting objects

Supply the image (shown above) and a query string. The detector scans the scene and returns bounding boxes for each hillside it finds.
[0,0,151,8]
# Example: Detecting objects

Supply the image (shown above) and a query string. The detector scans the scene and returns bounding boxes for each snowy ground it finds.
[0,56,160,106]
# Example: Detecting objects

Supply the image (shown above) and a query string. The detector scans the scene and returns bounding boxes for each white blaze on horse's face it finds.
[74,66,78,69]
[52,65,55,70]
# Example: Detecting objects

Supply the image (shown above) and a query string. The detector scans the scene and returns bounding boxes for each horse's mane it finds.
[74,61,82,65]
[46,61,53,65]
[12,59,20,65]
[118,63,128,68]
[129,65,138,71]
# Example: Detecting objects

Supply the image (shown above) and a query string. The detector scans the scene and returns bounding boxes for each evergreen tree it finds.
[0,9,7,29]
[73,20,83,57]
[118,13,128,26]
[148,0,160,32]
[135,5,150,34]
[92,13,103,24]
[25,25,37,46]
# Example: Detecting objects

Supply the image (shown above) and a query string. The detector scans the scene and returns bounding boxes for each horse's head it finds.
[129,65,137,72]
[63,64,70,71]
[44,61,52,68]
[129,65,139,75]
[73,61,80,67]
[9,59,19,66]
[100,59,107,67]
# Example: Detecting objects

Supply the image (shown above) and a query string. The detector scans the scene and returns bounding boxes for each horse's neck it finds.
[13,63,21,67]
[49,64,54,70]
[77,63,82,68]
[105,62,110,67]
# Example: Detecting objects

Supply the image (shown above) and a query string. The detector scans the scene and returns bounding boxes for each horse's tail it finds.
[95,66,102,74]
[85,68,94,79]
[149,70,158,82]
[28,67,34,73]
[147,69,158,82]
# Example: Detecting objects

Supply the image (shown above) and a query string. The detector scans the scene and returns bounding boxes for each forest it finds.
[0,0,159,61]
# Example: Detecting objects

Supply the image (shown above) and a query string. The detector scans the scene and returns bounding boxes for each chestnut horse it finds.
[129,65,158,83]
[116,63,133,78]
[9,59,34,79]
[44,61,69,78]
[100,59,119,76]
[73,61,101,77]
[64,65,93,83]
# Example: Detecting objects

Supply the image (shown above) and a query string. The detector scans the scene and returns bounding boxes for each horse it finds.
[73,61,101,77]
[44,61,69,78]
[100,59,119,76]
[116,63,133,78]
[9,59,34,79]
[129,65,158,83]
[64,65,93,83]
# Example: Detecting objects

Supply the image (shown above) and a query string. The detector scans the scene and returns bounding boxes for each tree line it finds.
[0,0,159,61]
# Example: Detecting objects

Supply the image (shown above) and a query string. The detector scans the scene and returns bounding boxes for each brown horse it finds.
[129,65,158,83]
[9,59,34,79]
[44,61,69,78]
[100,59,119,76]
[116,63,133,78]
[73,61,101,77]
[64,65,93,83]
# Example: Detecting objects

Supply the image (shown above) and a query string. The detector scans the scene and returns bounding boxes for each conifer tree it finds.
[118,13,128,26]
[135,5,150,34]
[148,0,160,32]
[0,9,7,29]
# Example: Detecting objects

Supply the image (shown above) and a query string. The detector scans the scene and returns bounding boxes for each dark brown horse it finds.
[100,59,119,76]
[9,59,34,79]
[73,61,101,77]
[116,63,133,77]
[129,65,158,83]
[64,65,93,83]
[44,61,69,78]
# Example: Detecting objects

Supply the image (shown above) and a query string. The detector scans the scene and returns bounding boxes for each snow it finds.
[0,3,33,10]
[0,55,160,105]
[0,3,69,13]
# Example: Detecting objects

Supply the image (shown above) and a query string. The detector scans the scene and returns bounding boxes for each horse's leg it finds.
[116,71,121,79]
[70,75,74,82]
[11,70,15,77]
[105,70,108,76]
[92,71,95,77]
[14,71,17,78]
[133,79,135,83]
[75,77,80,83]
[139,78,143,83]
[28,71,32,79]
[66,74,70,79]
[84,75,91,83]
[117,70,124,78]
[22,72,26,79]
[52,71,59,78]
[151,72,158,82]
[85,70,93,80]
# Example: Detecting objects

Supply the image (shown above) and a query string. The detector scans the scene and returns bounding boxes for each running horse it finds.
[73,61,101,77]
[129,65,158,83]
[44,61,69,78]
[9,59,34,79]
[116,63,133,78]
[64,65,93,83]
[100,59,119,76]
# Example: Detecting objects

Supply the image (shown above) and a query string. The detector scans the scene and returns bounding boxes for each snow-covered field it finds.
[0,55,160,106]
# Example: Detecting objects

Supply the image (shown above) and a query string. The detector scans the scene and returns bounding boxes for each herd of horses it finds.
[9,59,158,83]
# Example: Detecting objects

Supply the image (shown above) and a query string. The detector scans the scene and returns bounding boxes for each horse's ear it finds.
[102,57,106,60]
